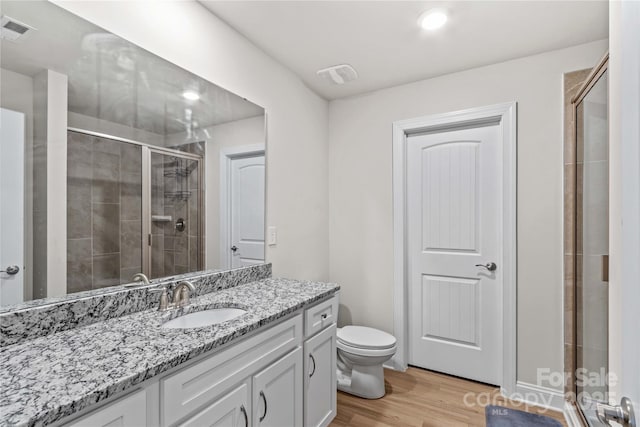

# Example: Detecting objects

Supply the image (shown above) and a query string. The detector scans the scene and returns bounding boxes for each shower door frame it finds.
[67,127,204,280]
[569,53,609,427]
[142,146,203,278]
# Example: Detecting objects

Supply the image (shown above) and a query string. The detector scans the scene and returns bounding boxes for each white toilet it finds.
[336,326,397,399]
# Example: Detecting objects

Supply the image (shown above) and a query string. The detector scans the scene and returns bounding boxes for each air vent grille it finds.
[317,64,358,85]
[3,20,29,34]
[1,16,35,41]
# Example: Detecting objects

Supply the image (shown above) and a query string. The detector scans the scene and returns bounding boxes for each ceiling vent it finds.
[317,64,358,85]
[1,16,34,42]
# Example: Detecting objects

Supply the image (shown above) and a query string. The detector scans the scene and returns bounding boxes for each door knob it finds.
[475,262,497,272]
[597,397,636,427]
[231,246,238,252]
[0,265,20,275]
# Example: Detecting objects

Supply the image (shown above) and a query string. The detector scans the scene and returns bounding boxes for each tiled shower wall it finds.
[150,152,200,279]
[66,131,142,293]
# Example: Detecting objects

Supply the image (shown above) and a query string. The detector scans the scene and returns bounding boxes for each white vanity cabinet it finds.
[61,294,338,427]
[253,347,303,426]
[303,295,338,427]
[304,324,337,427]
[65,389,147,427]
[179,381,250,427]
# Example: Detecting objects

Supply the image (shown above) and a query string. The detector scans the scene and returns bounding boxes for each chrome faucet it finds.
[131,273,151,285]
[150,280,196,311]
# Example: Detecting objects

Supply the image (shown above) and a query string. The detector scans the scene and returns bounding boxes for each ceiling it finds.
[1,1,263,136]
[200,1,608,100]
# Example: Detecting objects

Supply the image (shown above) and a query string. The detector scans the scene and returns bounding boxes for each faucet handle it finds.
[173,281,196,307]
[149,285,170,311]
[177,287,191,307]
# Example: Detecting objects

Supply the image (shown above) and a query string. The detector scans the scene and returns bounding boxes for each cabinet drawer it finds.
[65,389,146,427]
[162,314,302,426]
[305,295,338,338]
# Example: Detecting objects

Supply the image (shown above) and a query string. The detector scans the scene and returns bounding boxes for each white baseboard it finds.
[563,400,584,427]
[506,381,565,412]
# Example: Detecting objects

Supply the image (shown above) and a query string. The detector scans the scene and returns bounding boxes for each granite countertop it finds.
[0,278,339,427]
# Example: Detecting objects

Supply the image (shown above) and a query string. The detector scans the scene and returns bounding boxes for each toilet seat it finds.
[337,326,397,351]
[337,339,397,357]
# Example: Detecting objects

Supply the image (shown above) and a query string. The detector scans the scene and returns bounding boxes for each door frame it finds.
[391,102,517,395]
[219,144,265,269]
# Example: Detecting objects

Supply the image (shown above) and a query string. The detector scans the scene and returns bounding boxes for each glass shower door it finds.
[147,150,202,279]
[575,68,609,425]
[66,131,143,292]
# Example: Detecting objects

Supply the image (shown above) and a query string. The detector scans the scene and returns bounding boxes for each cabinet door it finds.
[179,381,250,427]
[253,347,303,427]
[66,389,146,427]
[304,324,337,427]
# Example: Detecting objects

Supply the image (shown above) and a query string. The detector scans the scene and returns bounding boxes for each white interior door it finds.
[607,1,640,423]
[407,124,502,385]
[230,154,265,268]
[0,108,25,306]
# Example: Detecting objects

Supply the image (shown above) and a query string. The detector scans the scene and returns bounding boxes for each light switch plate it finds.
[267,226,277,246]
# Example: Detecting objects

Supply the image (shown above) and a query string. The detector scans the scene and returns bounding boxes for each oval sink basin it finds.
[162,308,247,329]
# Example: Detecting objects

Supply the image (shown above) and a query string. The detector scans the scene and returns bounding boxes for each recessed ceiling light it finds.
[418,9,448,31]
[182,90,200,101]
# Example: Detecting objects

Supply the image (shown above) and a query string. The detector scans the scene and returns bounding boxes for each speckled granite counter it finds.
[0,278,339,427]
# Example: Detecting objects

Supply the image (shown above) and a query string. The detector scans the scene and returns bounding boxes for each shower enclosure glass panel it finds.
[575,69,609,425]
[66,131,143,292]
[148,151,202,279]
[66,132,203,289]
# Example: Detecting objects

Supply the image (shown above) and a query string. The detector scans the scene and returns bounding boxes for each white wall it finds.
[33,69,68,298]
[52,0,330,282]
[0,68,34,300]
[328,39,608,387]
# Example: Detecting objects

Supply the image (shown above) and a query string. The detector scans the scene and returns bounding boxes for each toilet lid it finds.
[337,326,397,350]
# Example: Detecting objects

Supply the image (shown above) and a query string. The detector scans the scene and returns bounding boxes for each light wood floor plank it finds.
[331,367,567,427]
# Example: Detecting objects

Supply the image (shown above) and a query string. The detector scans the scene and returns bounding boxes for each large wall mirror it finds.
[0,1,266,307]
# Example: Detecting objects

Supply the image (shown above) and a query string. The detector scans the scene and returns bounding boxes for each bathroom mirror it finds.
[0,1,266,307]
